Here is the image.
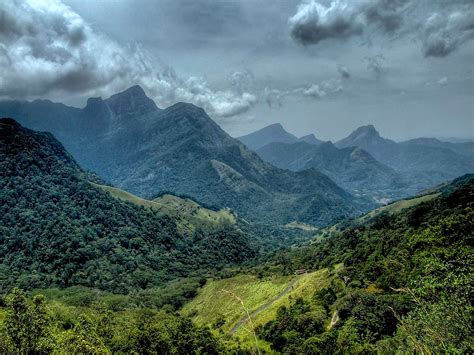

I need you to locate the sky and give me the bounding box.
[0,0,473,141]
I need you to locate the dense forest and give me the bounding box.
[256,175,473,353]
[0,118,255,292]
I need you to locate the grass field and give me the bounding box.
[182,267,337,350]
[91,182,235,234]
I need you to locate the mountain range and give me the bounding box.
[0,86,371,226]
[257,140,407,201]
[240,123,473,201]
[238,123,323,150]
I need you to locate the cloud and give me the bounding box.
[289,0,408,45]
[365,54,387,79]
[230,69,255,94]
[264,78,343,107]
[338,65,350,79]
[437,77,448,86]
[0,0,257,118]
[421,10,474,57]
[289,1,364,45]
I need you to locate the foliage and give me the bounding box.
[0,288,224,354]
[259,175,473,353]
[1,288,53,353]
[0,119,255,292]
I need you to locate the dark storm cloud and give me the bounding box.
[421,9,474,58]
[0,0,257,118]
[364,0,407,33]
[289,0,409,46]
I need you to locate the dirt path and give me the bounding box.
[230,277,299,335]
[327,310,339,330]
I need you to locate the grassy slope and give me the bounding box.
[91,183,235,234]
[320,192,441,236]
[182,267,337,348]
[359,192,440,222]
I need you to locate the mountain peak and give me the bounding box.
[299,133,323,145]
[335,124,396,153]
[352,124,379,137]
[115,84,147,97]
[105,85,158,116]
[267,122,284,130]
[237,123,298,150]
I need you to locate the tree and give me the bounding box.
[57,314,108,354]
[3,288,53,352]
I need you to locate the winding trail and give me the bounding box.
[230,277,299,335]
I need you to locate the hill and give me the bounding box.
[260,174,473,353]
[91,183,236,236]
[0,86,372,226]
[257,140,408,201]
[0,118,255,292]
[178,175,473,353]
[335,125,474,189]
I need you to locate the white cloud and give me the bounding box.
[264,78,343,107]
[0,0,257,118]
[437,77,448,86]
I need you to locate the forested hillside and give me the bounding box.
[255,174,473,353]
[0,118,255,292]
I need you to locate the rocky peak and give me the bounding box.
[105,85,158,116]
[351,125,380,139]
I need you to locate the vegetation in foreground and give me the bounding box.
[0,287,224,354]
[1,175,472,353]
[254,174,473,353]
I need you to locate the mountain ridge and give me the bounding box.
[0,87,372,226]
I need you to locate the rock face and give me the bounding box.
[0,86,372,226]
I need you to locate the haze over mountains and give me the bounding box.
[241,123,473,201]
[0,86,371,227]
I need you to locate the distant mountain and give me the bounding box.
[237,123,299,150]
[298,133,323,145]
[401,137,473,158]
[335,124,396,153]
[335,125,474,190]
[0,87,372,226]
[0,118,256,291]
[257,141,407,201]
[237,124,324,151]
[436,137,473,144]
